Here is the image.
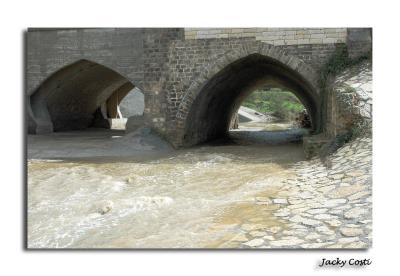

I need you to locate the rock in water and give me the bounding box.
[97,200,114,215]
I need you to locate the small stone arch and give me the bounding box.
[175,41,322,147]
[28,59,138,134]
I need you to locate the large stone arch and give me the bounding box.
[28,59,136,134]
[175,41,321,147]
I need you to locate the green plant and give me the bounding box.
[242,89,305,120]
[319,45,371,137]
[319,46,371,90]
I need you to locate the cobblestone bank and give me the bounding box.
[228,135,372,249]
[227,60,373,249]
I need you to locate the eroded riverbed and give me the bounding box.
[28,124,308,248]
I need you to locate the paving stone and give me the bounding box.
[339,227,364,237]
[273,198,288,204]
[344,207,368,219]
[338,237,360,244]
[289,215,322,226]
[301,242,334,249]
[255,196,272,203]
[348,190,370,201]
[249,230,266,237]
[316,225,335,235]
[269,237,305,247]
[328,184,365,198]
[243,238,264,247]
[307,208,328,214]
[345,241,368,248]
[275,210,291,217]
[314,214,337,220]
[267,226,282,234]
[232,233,249,242]
[325,219,342,227]
[263,235,275,241]
[305,233,321,240]
[322,198,348,208]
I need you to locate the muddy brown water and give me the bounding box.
[27,123,308,248]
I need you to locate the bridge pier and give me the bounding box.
[26,28,372,148]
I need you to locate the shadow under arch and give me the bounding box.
[28,59,135,134]
[180,53,321,147]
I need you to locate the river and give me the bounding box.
[27,123,308,248]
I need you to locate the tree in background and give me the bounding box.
[242,88,305,121]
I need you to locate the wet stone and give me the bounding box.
[243,238,264,247]
[340,227,364,237]
[344,207,368,219]
[338,237,360,244]
[322,199,347,208]
[255,197,272,204]
[249,230,266,237]
[328,184,365,198]
[232,233,249,242]
[348,191,370,201]
[273,198,288,205]
[307,208,328,214]
[263,235,275,241]
[270,237,305,247]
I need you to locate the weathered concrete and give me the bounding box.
[27,28,372,147]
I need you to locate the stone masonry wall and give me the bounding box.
[346,28,372,59]
[27,28,184,135]
[165,38,257,123]
[26,28,145,95]
[141,28,184,133]
[303,60,372,159]
[27,28,372,144]
[326,60,372,137]
[163,38,345,135]
[185,28,347,45]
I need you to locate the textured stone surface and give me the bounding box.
[27,28,371,148]
[233,135,372,249]
[340,227,364,237]
[326,60,372,137]
[185,28,348,46]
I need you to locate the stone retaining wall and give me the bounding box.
[326,60,372,137]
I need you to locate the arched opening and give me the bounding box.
[182,53,320,147]
[229,87,311,144]
[28,59,144,134]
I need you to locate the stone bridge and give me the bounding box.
[26,28,371,147]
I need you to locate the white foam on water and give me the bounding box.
[28,139,306,248]
[118,196,174,217]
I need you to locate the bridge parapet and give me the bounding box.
[185,28,348,45]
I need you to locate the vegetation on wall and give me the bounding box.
[317,45,372,162]
[319,45,371,90]
[242,88,305,120]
